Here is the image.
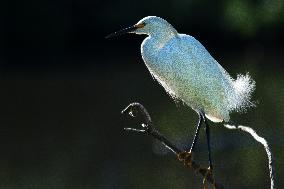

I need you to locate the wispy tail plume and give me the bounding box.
[228,73,255,112]
[231,73,256,111]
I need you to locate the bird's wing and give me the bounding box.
[178,34,231,80]
[168,34,233,121]
[179,35,255,113]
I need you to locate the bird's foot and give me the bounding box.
[202,167,216,189]
[177,151,193,167]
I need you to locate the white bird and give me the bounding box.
[106,16,255,172]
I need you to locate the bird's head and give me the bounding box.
[106,16,177,38]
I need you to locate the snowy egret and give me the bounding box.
[106,16,255,171]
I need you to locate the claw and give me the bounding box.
[202,167,216,189]
[177,151,193,167]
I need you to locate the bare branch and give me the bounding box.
[122,103,181,154]
[122,102,224,189]
[224,124,275,189]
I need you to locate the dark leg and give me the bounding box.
[178,113,203,166]
[189,113,203,152]
[203,116,213,170]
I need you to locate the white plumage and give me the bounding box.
[136,16,255,122]
[109,16,255,122]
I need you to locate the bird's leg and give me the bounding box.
[202,115,216,189]
[204,116,213,170]
[177,113,203,167]
[190,113,203,152]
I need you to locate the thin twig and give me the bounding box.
[122,102,224,189]
[224,124,275,189]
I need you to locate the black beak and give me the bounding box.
[105,25,137,39]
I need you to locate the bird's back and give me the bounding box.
[141,34,254,122]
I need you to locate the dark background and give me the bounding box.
[1,0,284,188]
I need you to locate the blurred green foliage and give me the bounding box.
[224,0,284,36]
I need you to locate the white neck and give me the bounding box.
[148,27,177,48]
